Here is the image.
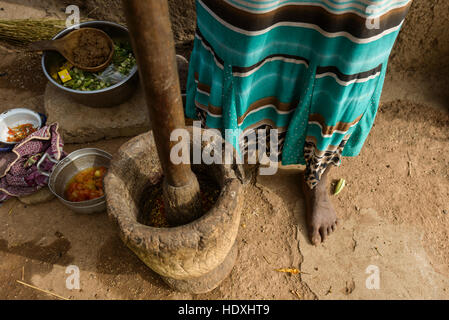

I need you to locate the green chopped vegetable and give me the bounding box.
[57,40,136,91]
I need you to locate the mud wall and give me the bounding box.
[389,0,449,74]
[68,0,196,43]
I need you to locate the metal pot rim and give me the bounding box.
[41,20,138,96]
[47,148,112,207]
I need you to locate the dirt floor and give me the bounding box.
[0,1,448,300]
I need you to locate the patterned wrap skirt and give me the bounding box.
[185,0,412,188]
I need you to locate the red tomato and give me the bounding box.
[65,166,107,202]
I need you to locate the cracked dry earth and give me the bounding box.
[0,0,448,301]
[0,30,448,299]
[0,98,448,300]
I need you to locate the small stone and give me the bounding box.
[443,210,448,215]
[55,231,64,238]
[45,84,150,143]
[176,55,189,92]
[19,187,55,205]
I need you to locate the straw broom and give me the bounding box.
[0,19,68,45]
[0,19,188,48]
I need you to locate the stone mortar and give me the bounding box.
[104,128,243,292]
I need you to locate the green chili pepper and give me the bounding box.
[334,179,346,195]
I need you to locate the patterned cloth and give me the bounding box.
[0,123,65,202]
[185,0,411,188]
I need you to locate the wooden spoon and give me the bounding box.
[29,27,115,72]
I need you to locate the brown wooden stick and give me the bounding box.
[123,0,201,225]
[123,0,194,187]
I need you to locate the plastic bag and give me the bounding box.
[94,64,137,85]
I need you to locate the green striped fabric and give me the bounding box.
[186,0,411,187]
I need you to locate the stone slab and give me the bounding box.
[44,84,150,144]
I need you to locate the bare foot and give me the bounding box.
[301,169,338,245]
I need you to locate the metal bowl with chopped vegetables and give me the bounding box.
[0,108,42,145]
[42,21,138,108]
